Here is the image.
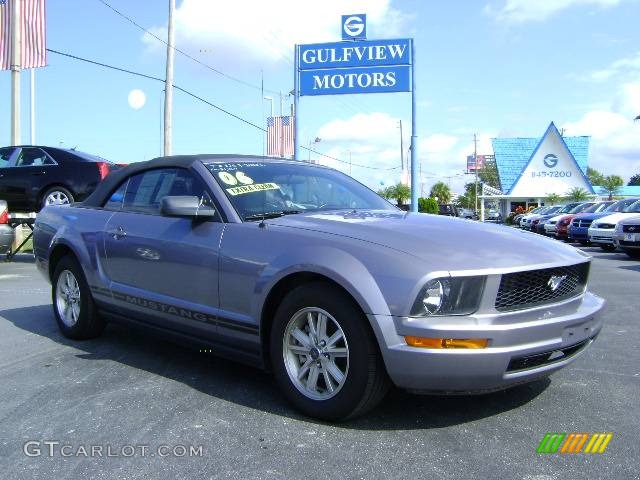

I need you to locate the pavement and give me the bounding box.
[0,247,638,480]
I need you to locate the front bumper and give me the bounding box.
[369,291,605,393]
[588,228,615,244]
[613,232,640,249]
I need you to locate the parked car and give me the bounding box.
[33,155,605,420]
[530,204,581,234]
[485,209,502,223]
[543,202,595,238]
[438,204,458,216]
[521,206,562,230]
[613,215,640,259]
[588,200,640,251]
[457,207,476,219]
[568,198,639,245]
[0,145,119,212]
[513,206,544,226]
[555,201,612,242]
[0,199,15,254]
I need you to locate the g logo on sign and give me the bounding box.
[543,154,558,169]
[342,14,366,40]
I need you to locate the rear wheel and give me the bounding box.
[52,255,105,339]
[270,282,389,421]
[42,186,74,209]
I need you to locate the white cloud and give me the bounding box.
[145,0,411,65]
[562,83,640,180]
[582,51,640,82]
[485,0,623,23]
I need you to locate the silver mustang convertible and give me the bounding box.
[33,155,605,420]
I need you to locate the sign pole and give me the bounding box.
[293,44,299,161]
[410,38,418,212]
[163,0,175,156]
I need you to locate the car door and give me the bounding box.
[100,167,224,340]
[0,147,19,209]
[0,147,57,211]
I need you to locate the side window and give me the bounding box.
[15,148,55,167]
[120,168,216,216]
[103,179,128,210]
[0,147,15,168]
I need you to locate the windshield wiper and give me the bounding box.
[244,210,303,221]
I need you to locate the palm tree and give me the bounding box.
[429,181,452,204]
[565,187,590,202]
[601,175,624,200]
[545,193,562,204]
[387,183,411,206]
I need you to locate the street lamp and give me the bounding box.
[264,96,274,117]
[308,137,321,163]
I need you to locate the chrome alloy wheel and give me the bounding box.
[45,191,71,206]
[282,307,349,400]
[55,270,81,327]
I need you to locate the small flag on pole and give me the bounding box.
[267,116,294,158]
[0,0,47,71]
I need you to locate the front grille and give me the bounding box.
[623,224,640,233]
[495,263,590,312]
[573,219,592,228]
[506,339,591,372]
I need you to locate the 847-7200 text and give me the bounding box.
[531,171,572,178]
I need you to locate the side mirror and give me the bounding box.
[160,196,216,219]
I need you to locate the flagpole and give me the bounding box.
[10,0,22,146]
[30,68,35,144]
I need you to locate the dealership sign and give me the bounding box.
[297,21,412,96]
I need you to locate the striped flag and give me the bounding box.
[0,0,47,71]
[267,116,294,158]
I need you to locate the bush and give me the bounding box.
[418,197,439,214]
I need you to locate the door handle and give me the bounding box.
[31,171,46,176]
[106,226,127,239]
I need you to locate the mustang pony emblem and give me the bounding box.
[547,275,567,292]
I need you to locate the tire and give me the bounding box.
[623,249,640,259]
[579,240,590,246]
[52,255,105,339]
[270,282,389,421]
[599,244,616,252]
[41,186,74,209]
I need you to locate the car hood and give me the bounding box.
[592,212,638,225]
[620,215,640,225]
[269,210,586,271]
[573,211,615,221]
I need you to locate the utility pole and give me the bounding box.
[10,0,22,146]
[474,133,478,214]
[163,0,175,156]
[399,119,404,172]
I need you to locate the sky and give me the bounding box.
[1,0,639,194]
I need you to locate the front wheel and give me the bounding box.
[270,282,389,421]
[52,255,105,339]
[599,244,616,252]
[42,186,74,209]
[623,249,640,259]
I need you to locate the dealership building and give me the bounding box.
[480,122,640,217]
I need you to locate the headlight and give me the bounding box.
[410,276,485,316]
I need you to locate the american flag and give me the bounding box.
[0,0,47,71]
[267,115,294,158]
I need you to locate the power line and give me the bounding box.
[45,48,398,171]
[95,0,279,95]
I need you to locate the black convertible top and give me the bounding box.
[81,154,300,207]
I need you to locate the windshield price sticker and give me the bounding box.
[226,183,279,196]
[207,162,267,172]
[218,171,255,186]
[531,171,572,178]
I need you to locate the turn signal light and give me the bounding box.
[405,336,488,349]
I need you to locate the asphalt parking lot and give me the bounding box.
[0,247,638,480]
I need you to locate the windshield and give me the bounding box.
[584,202,612,213]
[545,206,562,214]
[608,198,639,212]
[623,200,640,213]
[569,203,593,214]
[205,161,396,220]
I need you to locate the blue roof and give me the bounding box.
[593,185,640,197]
[492,123,590,193]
